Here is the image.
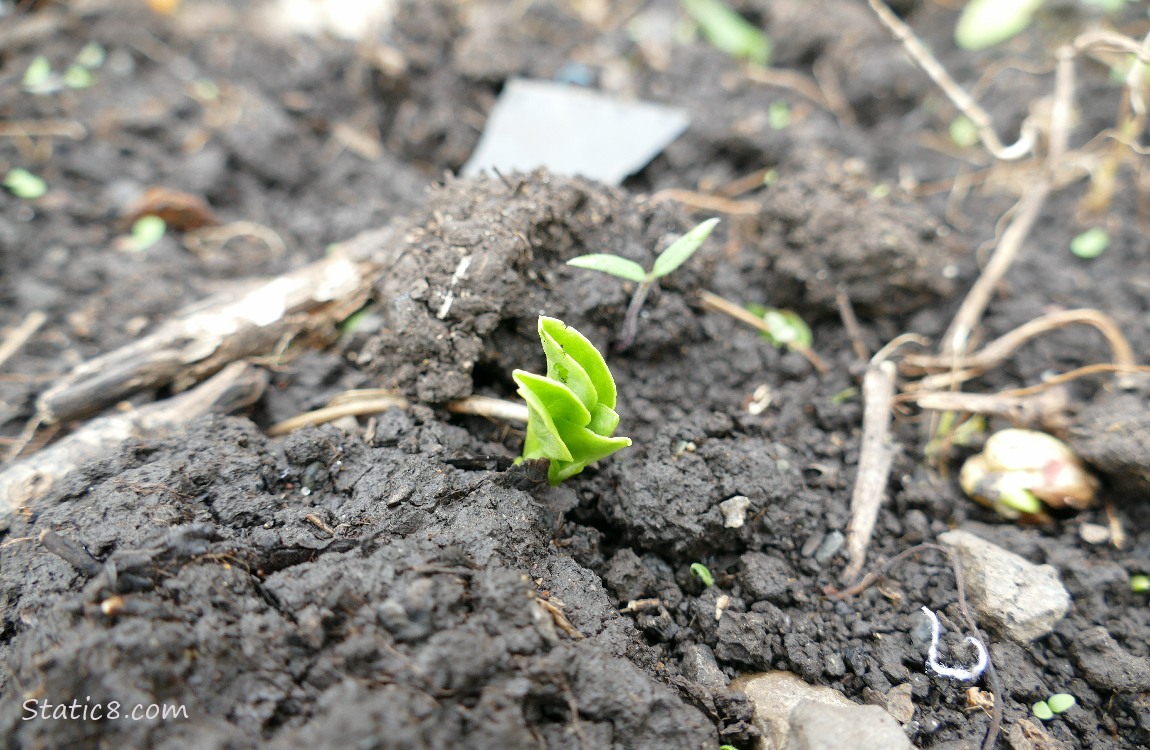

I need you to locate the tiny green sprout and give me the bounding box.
[745,304,813,351]
[681,0,770,67]
[955,0,1044,51]
[1047,693,1076,714]
[690,562,715,588]
[768,101,790,130]
[1130,574,1150,592]
[949,115,980,148]
[831,387,858,405]
[719,746,738,750]
[1032,700,1054,721]
[75,42,106,69]
[62,64,93,90]
[568,217,719,350]
[22,55,54,93]
[3,168,48,200]
[128,215,167,252]
[1070,228,1110,259]
[513,317,631,485]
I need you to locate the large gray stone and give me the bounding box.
[731,671,871,750]
[788,698,913,750]
[939,530,1070,642]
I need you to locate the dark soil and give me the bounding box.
[2,1,1150,749]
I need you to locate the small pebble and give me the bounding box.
[1078,523,1110,545]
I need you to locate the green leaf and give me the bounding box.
[516,316,631,484]
[513,371,591,427]
[955,0,1045,51]
[949,115,980,148]
[62,64,93,89]
[1032,701,1054,721]
[540,316,617,409]
[1047,694,1075,714]
[690,562,715,587]
[1070,228,1109,259]
[75,42,106,69]
[681,0,771,66]
[768,100,790,130]
[22,55,54,92]
[748,304,813,350]
[1131,573,1150,593]
[3,168,48,200]
[651,217,719,279]
[567,254,648,283]
[128,215,167,252]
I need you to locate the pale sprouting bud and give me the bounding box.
[960,429,1096,518]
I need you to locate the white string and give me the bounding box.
[921,606,988,681]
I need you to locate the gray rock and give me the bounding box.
[681,643,728,691]
[1070,626,1150,693]
[788,698,913,750]
[730,671,860,750]
[938,530,1070,642]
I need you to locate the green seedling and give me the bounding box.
[568,217,719,350]
[513,316,631,485]
[768,100,790,130]
[3,168,48,200]
[1070,228,1109,259]
[128,215,167,252]
[745,303,813,351]
[681,0,770,67]
[690,562,715,587]
[1131,574,1150,592]
[1032,700,1054,721]
[1047,693,1076,714]
[949,115,980,148]
[955,0,1044,51]
[960,429,1096,519]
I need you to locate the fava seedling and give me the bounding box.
[513,317,631,484]
[568,217,719,350]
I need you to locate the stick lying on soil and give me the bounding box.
[0,362,266,526]
[842,359,898,583]
[35,254,371,425]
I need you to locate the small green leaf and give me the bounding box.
[831,387,858,405]
[567,254,648,283]
[62,64,93,89]
[761,309,812,349]
[1047,694,1075,714]
[1070,228,1109,259]
[955,0,1045,51]
[22,56,54,92]
[1032,700,1054,721]
[3,168,48,199]
[651,217,719,279]
[1131,573,1150,592]
[129,215,167,251]
[768,100,790,130]
[681,0,771,66]
[75,42,106,69]
[690,562,715,587]
[949,115,980,148]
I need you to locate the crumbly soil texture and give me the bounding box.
[2,1,1150,749]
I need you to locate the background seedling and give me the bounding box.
[1131,574,1150,592]
[126,216,167,252]
[744,303,813,352]
[3,168,48,200]
[1070,228,1109,259]
[690,562,715,587]
[955,0,1044,51]
[568,217,719,351]
[680,0,770,67]
[512,317,631,484]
